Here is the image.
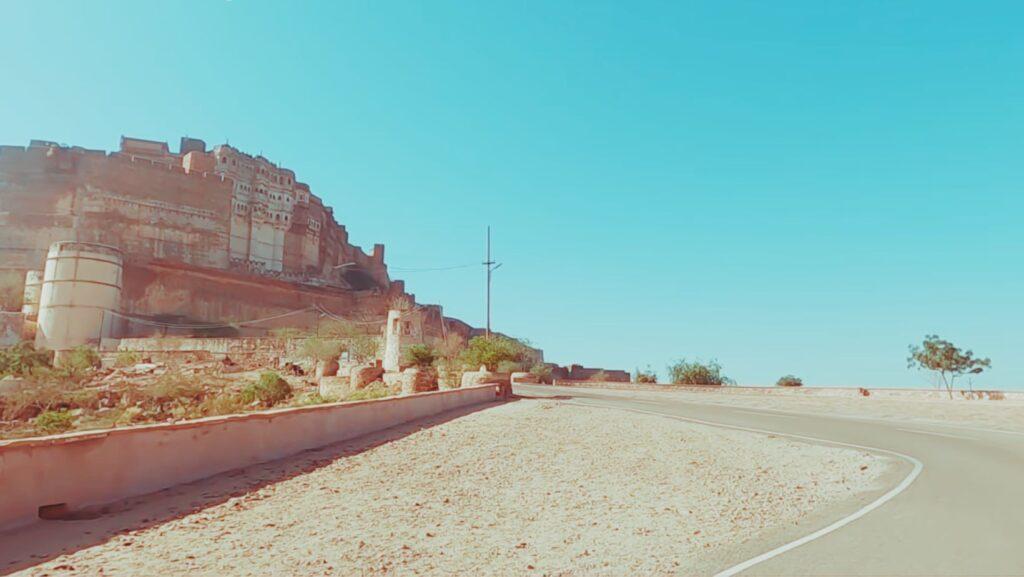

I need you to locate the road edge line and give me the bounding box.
[563,400,925,577]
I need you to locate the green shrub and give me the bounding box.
[240,372,293,407]
[34,410,75,435]
[635,367,658,383]
[345,383,391,402]
[141,372,205,404]
[199,394,247,416]
[667,359,732,386]
[496,360,525,373]
[0,342,53,377]
[529,363,553,381]
[114,350,141,368]
[458,335,531,371]
[776,375,803,387]
[297,337,342,362]
[292,391,331,406]
[404,344,438,368]
[347,334,380,362]
[0,270,23,312]
[59,346,100,381]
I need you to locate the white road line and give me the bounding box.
[896,428,976,441]
[730,409,801,419]
[536,386,1024,438]
[563,399,925,577]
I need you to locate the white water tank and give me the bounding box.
[21,269,43,319]
[35,242,123,351]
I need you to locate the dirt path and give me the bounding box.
[8,398,892,576]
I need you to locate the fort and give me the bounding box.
[0,136,482,344]
[0,135,639,383]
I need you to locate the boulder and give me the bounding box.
[318,376,351,400]
[399,367,438,395]
[351,365,385,390]
[316,358,340,378]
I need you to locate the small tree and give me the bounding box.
[907,335,991,399]
[667,359,731,386]
[776,375,803,387]
[458,335,530,371]
[297,337,342,363]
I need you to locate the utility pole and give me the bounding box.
[483,225,502,338]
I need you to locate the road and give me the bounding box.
[515,384,1024,576]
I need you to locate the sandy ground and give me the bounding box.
[577,386,1024,433]
[8,399,892,576]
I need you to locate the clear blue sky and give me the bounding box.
[4,1,1022,389]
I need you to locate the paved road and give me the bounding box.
[515,384,1024,576]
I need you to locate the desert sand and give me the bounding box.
[7,399,891,576]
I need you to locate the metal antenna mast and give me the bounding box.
[483,225,502,337]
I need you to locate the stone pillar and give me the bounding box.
[382,309,403,373]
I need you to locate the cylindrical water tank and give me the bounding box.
[35,242,123,351]
[21,269,43,319]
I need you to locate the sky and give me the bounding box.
[3,1,1022,389]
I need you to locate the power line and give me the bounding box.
[388,263,477,272]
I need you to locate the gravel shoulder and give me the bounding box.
[6,398,894,576]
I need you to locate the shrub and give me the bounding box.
[292,392,331,406]
[776,375,803,387]
[240,372,293,407]
[529,363,553,382]
[114,351,141,368]
[458,335,530,371]
[0,270,23,312]
[635,367,658,383]
[297,337,342,362]
[199,394,247,417]
[34,410,75,435]
[59,346,100,381]
[270,327,306,339]
[345,382,391,402]
[496,360,525,374]
[0,342,52,377]
[142,372,205,405]
[403,344,438,368]
[0,379,66,420]
[667,359,732,386]
[347,334,380,362]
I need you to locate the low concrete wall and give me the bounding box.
[0,384,502,531]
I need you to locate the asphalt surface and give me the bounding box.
[515,384,1024,576]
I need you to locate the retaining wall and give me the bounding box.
[0,384,503,531]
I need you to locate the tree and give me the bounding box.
[634,367,658,384]
[908,335,991,399]
[458,335,530,371]
[667,359,732,386]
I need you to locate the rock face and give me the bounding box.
[350,365,385,390]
